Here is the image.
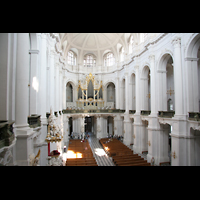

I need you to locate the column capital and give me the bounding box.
[185,57,199,62]
[124,72,129,77]
[134,65,139,70]
[171,36,181,48]
[148,54,155,61]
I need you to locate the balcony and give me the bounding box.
[140,110,151,116]
[129,110,136,114]
[188,112,200,121]
[27,114,41,128]
[0,120,15,149]
[158,111,175,118]
[62,109,125,114]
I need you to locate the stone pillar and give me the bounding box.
[96,115,101,139]
[15,33,30,128]
[170,36,188,166]
[185,57,199,112]
[80,116,85,135]
[15,33,35,166]
[49,49,55,113]
[149,55,157,115]
[59,68,63,111]
[113,114,122,136]
[29,49,39,115]
[125,72,129,113]
[39,33,47,121]
[147,118,170,165]
[115,75,120,109]
[123,114,132,146]
[172,36,184,117]
[102,116,108,138]
[135,65,140,114]
[34,34,48,166]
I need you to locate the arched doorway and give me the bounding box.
[157,53,174,111]
[66,82,73,107]
[166,56,175,111]
[107,82,115,108]
[185,33,200,165]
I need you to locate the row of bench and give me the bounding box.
[99,138,133,157]
[99,138,151,166]
[66,139,98,166]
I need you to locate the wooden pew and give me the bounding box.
[99,137,151,166]
[66,139,98,166]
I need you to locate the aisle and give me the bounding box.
[87,132,115,166]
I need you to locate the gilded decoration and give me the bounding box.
[76,73,104,109]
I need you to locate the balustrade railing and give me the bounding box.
[0,120,15,149]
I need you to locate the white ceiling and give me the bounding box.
[66,33,124,51]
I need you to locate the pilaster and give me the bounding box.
[171,36,184,117]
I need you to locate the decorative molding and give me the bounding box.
[184,57,199,61]
[171,151,177,159]
[29,50,39,54]
[171,36,181,48]
[148,55,155,61]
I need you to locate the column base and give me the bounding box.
[15,126,34,166]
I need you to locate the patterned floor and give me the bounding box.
[87,133,115,166]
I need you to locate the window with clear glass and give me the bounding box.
[120,47,124,62]
[67,51,76,65]
[104,52,115,67]
[129,36,134,54]
[84,54,96,67]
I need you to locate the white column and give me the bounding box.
[125,72,129,113]
[59,68,63,111]
[80,116,85,135]
[135,65,140,114]
[39,33,47,120]
[15,33,30,127]
[96,115,101,138]
[115,74,120,109]
[123,115,132,146]
[149,55,157,115]
[15,33,35,166]
[29,49,39,115]
[49,50,55,112]
[185,58,199,112]
[102,116,108,138]
[172,36,184,116]
[54,64,59,112]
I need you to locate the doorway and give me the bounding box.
[85,116,93,133]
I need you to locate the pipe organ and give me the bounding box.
[76,73,104,109]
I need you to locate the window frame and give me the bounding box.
[104,52,115,67]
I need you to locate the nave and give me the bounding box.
[65,132,153,166]
[65,132,115,166]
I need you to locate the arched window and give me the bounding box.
[141,33,148,43]
[67,50,76,65]
[120,47,125,62]
[129,35,134,54]
[104,52,115,67]
[84,54,96,67]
